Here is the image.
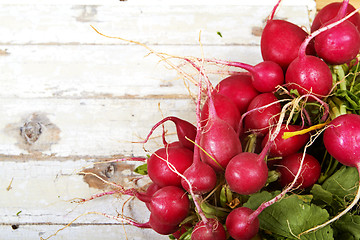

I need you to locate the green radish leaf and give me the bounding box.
[310,184,344,214]
[134,163,148,175]
[321,166,359,203]
[244,191,333,239]
[217,31,223,37]
[333,214,360,240]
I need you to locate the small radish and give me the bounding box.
[311,1,360,33]
[323,114,360,168]
[200,92,242,172]
[261,19,315,70]
[226,207,260,240]
[182,107,217,195]
[244,92,281,136]
[147,215,180,235]
[143,116,197,150]
[261,124,310,157]
[201,92,241,132]
[215,73,259,114]
[137,186,191,226]
[181,160,217,195]
[314,1,360,65]
[191,218,227,240]
[225,152,269,195]
[315,19,360,65]
[208,59,284,93]
[285,55,333,97]
[147,145,193,187]
[285,23,334,97]
[276,152,321,189]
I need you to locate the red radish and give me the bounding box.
[261,19,315,70]
[276,152,321,189]
[285,21,334,97]
[285,55,333,97]
[315,19,360,65]
[137,186,190,226]
[208,59,284,93]
[147,215,180,235]
[201,92,241,132]
[226,207,259,240]
[225,152,269,195]
[314,1,360,65]
[199,115,242,172]
[143,116,197,150]
[244,92,281,136]
[147,145,193,187]
[182,97,217,196]
[181,160,217,195]
[145,183,161,210]
[285,8,360,97]
[215,73,259,114]
[199,89,242,172]
[191,218,227,240]
[261,124,310,157]
[311,2,360,33]
[323,114,360,168]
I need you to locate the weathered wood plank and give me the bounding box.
[1,98,197,157]
[0,45,261,99]
[0,3,314,45]
[0,225,169,240]
[0,159,148,222]
[0,159,167,239]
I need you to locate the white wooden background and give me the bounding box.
[0,1,316,239]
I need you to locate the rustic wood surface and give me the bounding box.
[0,1,316,239]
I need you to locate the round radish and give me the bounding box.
[147,146,193,187]
[148,186,190,225]
[323,114,360,167]
[315,19,360,65]
[181,160,217,195]
[261,124,310,157]
[285,55,333,97]
[311,2,360,33]
[148,215,180,235]
[200,93,242,172]
[191,218,227,240]
[244,92,281,136]
[226,207,259,240]
[215,73,259,115]
[225,152,268,195]
[211,60,284,93]
[200,117,242,172]
[276,152,321,189]
[250,61,284,93]
[261,19,315,70]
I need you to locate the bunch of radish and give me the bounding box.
[77,1,360,240]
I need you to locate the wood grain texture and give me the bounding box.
[0,1,316,239]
